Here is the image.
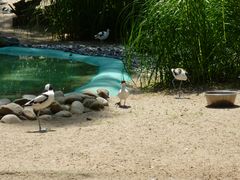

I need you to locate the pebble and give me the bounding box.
[26,43,124,60]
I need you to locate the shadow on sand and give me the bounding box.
[206,104,240,109]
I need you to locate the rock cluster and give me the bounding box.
[22,43,124,60]
[0,89,109,124]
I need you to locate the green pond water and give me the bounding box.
[0,54,97,99]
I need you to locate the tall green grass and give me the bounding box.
[125,0,240,88]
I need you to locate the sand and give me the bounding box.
[0,91,240,179]
[1,8,240,179]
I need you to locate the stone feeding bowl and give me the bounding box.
[205,90,238,107]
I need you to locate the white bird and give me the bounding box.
[117,80,129,107]
[94,29,110,41]
[171,68,188,97]
[25,84,54,133]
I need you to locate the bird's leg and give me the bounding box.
[119,100,122,107]
[124,99,126,107]
[172,79,176,89]
[37,111,42,132]
[178,81,182,98]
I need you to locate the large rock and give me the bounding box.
[89,101,105,111]
[13,98,29,106]
[0,103,23,116]
[97,88,110,99]
[96,97,109,106]
[83,98,104,111]
[54,91,64,97]
[55,110,72,117]
[83,90,98,98]
[39,108,52,115]
[23,106,36,120]
[83,98,96,108]
[63,93,89,104]
[55,96,65,104]
[0,98,11,106]
[61,104,70,111]
[50,101,63,114]
[70,101,84,114]
[1,114,22,123]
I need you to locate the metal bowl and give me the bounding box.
[205,90,237,107]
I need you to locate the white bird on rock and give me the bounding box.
[171,68,188,97]
[117,80,129,107]
[25,84,54,133]
[94,29,110,41]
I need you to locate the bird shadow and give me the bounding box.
[115,102,131,109]
[26,129,56,133]
[118,105,131,109]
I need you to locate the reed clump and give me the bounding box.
[125,0,240,88]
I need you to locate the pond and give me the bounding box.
[0,47,130,99]
[0,54,97,99]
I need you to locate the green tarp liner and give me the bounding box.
[0,47,130,96]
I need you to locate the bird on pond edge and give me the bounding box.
[171,68,188,98]
[24,84,54,133]
[94,29,110,41]
[116,80,130,108]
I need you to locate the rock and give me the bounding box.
[50,101,63,114]
[13,98,29,106]
[63,93,85,104]
[96,97,109,106]
[0,103,23,116]
[23,106,36,120]
[39,115,52,121]
[70,101,84,114]
[90,101,105,111]
[18,115,29,120]
[83,98,96,108]
[83,98,104,111]
[97,88,110,99]
[80,94,96,100]
[39,108,52,115]
[54,91,64,97]
[22,94,36,100]
[84,107,92,113]
[55,110,72,117]
[83,90,98,98]
[55,96,65,104]
[0,98,11,106]
[61,104,70,111]
[1,114,22,123]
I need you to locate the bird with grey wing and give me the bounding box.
[25,84,54,133]
[94,29,110,41]
[171,68,188,98]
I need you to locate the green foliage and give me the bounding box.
[125,0,240,88]
[36,0,135,41]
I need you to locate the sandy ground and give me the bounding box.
[0,91,240,180]
[1,6,240,179]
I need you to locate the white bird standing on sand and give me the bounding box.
[171,68,188,97]
[94,29,110,41]
[25,84,54,133]
[117,80,129,107]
